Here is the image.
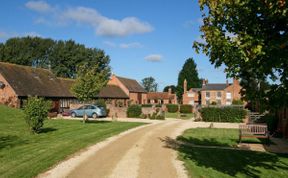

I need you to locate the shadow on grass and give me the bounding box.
[82,120,111,124]
[177,136,238,147]
[161,136,288,177]
[39,127,58,134]
[177,136,272,147]
[0,135,28,150]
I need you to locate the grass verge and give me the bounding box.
[0,105,144,178]
[176,128,288,178]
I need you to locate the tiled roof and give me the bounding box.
[117,76,146,93]
[98,85,129,99]
[202,84,230,91]
[0,62,74,97]
[190,88,202,92]
[0,62,130,99]
[147,92,176,100]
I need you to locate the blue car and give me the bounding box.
[70,104,107,119]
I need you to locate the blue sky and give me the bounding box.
[0,0,228,90]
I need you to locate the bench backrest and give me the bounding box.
[239,124,268,135]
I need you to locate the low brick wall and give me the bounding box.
[107,105,127,118]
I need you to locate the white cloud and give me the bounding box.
[197,17,204,25]
[62,7,153,37]
[195,35,206,44]
[103,41,116,48]
[25,1,53,13]
[144,54,163,62]
[24,32,42,37]
[0,30,42,40]
[184,18,203,28]
[26,2,153,37]
[0,31,9,39]
[119,42,142,49]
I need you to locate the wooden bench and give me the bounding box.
[239,124,269,144]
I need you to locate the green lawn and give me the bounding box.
[165,112,194,119]
[177,128,288,178]
[0,105,144,178]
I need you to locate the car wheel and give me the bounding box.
[71,112,76,118]
[92,113,98,119]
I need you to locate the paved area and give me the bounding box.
[38,120,241,178]
[239,137,288,153]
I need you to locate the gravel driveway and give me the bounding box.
[38,120,240,178]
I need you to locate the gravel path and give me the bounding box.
[38,120,240,178]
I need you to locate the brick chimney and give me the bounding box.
[168,87,172,95]
[226,79,229,87]
[202,79,207,86]
[184,79,187,93]
[233,78,239,85]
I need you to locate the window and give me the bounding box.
[226,99,232,105]
[206,92,210,98]
[188,93,194,97]
[217,92,222,98]
[189,100,194,105]
[217,99,221,105]
[226,92,231,99]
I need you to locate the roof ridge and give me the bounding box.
[116,75,137,81]
[0,62,52,73]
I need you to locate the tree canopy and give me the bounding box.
[177,58,201,101]
[163,85,177,93]
[141,77,158,92]
[193,0,288,109]
[0,36,111,79]
[71,62,109,102]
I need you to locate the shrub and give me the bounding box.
[95,99,107,110]
[155,104,162,108]
[127,105,142,118]
[140,113,148,119]
[211,101,217,105]
[141,104,153,108]
[232,99,244,105]
[200,107,247,123]
[149,112,157,120]
[116,100,124,107]
[24,97,51,133]
[262,114,279,134]
[180,104,193,113]
[156,114,165,120]
[166,104,178,113]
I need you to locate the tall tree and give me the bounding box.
[141,77,158,92]
[0,36,54,67]
[71,62,109,122]
[177,58,201,101]
[0,37,111,79]
[163,85,177,93]
[193,0,288,109]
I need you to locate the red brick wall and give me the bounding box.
[0,74,19,108]
[183,90,199,105]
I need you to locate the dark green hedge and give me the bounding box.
[166,104,178,113]
[262,114,278,133]
[180,104,193,113]
[200,107,247,122]
[127,105,142,118]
